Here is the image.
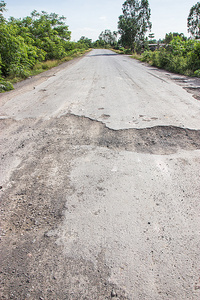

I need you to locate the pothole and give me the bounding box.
[57,114,200,155]
[183,87,200,101]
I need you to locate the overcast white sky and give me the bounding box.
[4,0,197,41]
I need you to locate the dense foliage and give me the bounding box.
[141,36,200,76]
[0,2,91,92]
[118,0,151,52]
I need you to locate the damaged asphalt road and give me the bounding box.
[0,49,200,299]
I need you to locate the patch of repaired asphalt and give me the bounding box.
[0,113,200,299]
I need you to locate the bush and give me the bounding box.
[0,77,13,92]
[140,37,200,76]
[124,49,132,54]
[141,51,152,62]
[194,69,200,77]
[33,60,58,71]
[166,56,188,74]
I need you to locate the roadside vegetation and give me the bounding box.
[140,35,200,77]
[0,1,91,92]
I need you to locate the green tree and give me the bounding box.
[93,39,106,48]
[118,0,151,52]
[99,30,117,46]
[78,36,92,48]
[164,32,186,44]
[187,2,200,39]
[0,22,46,77]
[9,10,71,59]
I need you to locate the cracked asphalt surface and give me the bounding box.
[0,49,200,299]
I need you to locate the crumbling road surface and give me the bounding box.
[0,49,200,299]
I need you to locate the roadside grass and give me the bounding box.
[130,53,142,60]
[32,60,60,74]
[1,49,91,91]
[112,48,133,55]
[112,49,124,55]
[112,48,143,60]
